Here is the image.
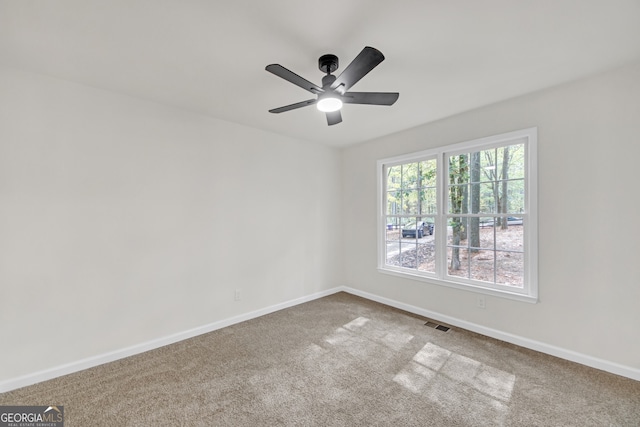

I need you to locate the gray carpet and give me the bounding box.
[2,292,639,426]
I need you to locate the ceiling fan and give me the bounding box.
[265,46,399,126]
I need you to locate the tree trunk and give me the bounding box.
[470,152,481,251]
[500,146,509,230]
[451,223,461,270]
[449,155,468,270]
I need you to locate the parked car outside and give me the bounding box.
[424,221,434,235]
[507,216,523,225]
[402,221,433,238]
[479,217,523,227]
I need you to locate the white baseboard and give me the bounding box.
[2,285,637,393]
[341,286,640,382]
[0,287,342,393]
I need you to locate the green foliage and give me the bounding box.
[384,143,525,258]
[386,159,437,217]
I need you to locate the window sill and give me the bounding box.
[377,267,538,303]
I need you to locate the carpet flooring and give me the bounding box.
[1,292,639,426]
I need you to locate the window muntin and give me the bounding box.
[378,129,537,301]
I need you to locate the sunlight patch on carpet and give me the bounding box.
[393,342,516,425]
[328,317,414,351]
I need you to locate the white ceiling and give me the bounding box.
[2,1,640,147]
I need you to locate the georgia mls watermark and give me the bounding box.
[0,406,63,427]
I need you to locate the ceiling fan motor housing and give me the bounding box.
[318,54,339,74]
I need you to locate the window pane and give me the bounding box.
[400,217,413,228]
[479,182,497,213]
[448,154,470,214]
[468,152,483,183]
[420,188,437,215]
[403,190,419,215]
[496,147,508,180]
[387,165,402,191]
[476,221,495,250]
[505,143,525,180]
[386,192,401,215]
[399,241,418,269]
[385,219,401,241]
[448,184,469,214]
[388,216,405,231]
[422,217,435,237]
[447,216,468,247]
[447,247,469,278]
[384,218,400,265]
[385,218,415,268]
[496,251,524,287]
[402,163,419,190]
[480,148,498,181]
[506,180,525,213]
[400,217,431,239]
[495,220,524,251]
[417,243,436,273]
[385,240,401,266]
[469,182,481,214]
[449,154,470,184]
[470,250,495,282]
[496,144,525,180]
[464,217,490,253]
[479,216,494,228]
[420,159,437,187]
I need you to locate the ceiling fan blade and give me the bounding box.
[342,92,399,106]
[269,99,317,114]
[266,64,323,94]
[330,46,385,94]
[326,110,342,126]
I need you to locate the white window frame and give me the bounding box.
[377,128,538,303]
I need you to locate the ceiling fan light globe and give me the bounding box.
[316,97,343,112]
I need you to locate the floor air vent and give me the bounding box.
[424,321,450,332]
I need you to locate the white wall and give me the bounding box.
[0,66,343,383]
[342,62,640,370]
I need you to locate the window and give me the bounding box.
[378,128,537,302]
